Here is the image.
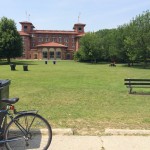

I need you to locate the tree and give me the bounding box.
[124,36,137,66]
[96,29,111,61]
[122,22,138,66]
[0,17,23,63]
[100,29,119,62]
[75,32,102,63]
[133,11,150,66]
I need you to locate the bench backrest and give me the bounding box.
[124,79,150,86]
[124,79,150,81]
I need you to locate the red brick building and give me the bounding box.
[19,21,86,60]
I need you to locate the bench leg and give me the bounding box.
[129,87,132,94]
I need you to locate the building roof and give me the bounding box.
[19,21,33,25]
[37,42,68,48]
[18,31,30,36]
[19,21,35,28]
[73,23,86,29]
[31,30,78,35]
[76,33,85,37]
[74,23,86,26]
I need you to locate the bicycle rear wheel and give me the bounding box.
[4,113,52,150]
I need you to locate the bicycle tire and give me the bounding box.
[4,113,52,150]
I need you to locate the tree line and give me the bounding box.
[74,10,150,66]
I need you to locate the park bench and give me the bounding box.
[124,78,150,94]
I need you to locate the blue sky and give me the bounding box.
[0,0,150,32]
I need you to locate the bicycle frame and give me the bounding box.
[0,107,38,144]
[0,109,13,144]
[0,109,7,131]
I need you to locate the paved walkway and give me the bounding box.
[50,135,150,150]
[1,135,150,150]
[1,128,150,149]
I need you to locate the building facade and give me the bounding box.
[19,21,86,60]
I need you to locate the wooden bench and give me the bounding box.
[124,79,150,94]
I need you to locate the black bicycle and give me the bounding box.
[0,97,52,150]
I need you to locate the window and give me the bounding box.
[43,52,47,59]
[78,27,82,32]
[52,37,56,42]
[58,38,62,43]
[24,26,28,31]
[64,37,69,42]
[38,38,43,42]
[45,38,49,42]
[56,51,61,59]
[50,51,54,59]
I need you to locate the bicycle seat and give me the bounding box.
[1,98,19,104]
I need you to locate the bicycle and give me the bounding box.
[0,97,52,150]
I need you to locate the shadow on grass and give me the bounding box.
[121,63,150,69]
[130,91,150,96]
[77,61,109,65]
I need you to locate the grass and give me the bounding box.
[1,60,150,135]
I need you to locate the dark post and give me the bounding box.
[10,64,16,71]
[53,60,56,64]
[23,65,28,71]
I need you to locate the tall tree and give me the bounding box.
[134,11,150,66]
[0,17,23,63]
[76,32,102,63]
[123,22,138,66]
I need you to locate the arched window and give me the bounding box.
[56,48,61,59]
[49,48,55,59]
[43,51,47,59]
[42,48,48,59]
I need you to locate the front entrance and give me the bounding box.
[37,42,67,60]
[50,51,54,59]
[40,46,67,60]
[50,48,55,59]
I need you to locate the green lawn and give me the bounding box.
[1,60,150,135]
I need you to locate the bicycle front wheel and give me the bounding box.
[5,113,52,150]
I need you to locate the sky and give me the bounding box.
[0,0,150,32]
